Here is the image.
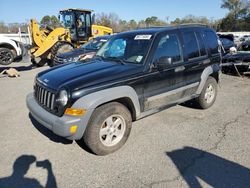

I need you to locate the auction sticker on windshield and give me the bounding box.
[134,35,152,40]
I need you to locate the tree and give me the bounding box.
[40,15,60,28]
[50,16,60,28]
[219,0,250,31]
[40,15,51,26]
[145,16,166,27]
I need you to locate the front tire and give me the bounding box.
[31,57,47,67]
[0,48,14,65]
[82,102,132,155]
[195,76,218,109]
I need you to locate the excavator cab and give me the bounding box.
[59,9,93,42]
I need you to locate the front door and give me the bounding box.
[143,30,186,111]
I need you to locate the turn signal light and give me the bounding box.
[64,108,86,116]
[70,125,78,134]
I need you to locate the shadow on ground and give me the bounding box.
[29,113,73,145]
[0,155,57,188]
[0,64,36,73]
[166,146,250,188]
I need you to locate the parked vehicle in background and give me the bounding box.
[53,35,111,66]
[220,38,236,54]
[218,34,236,54]
[222,40,250,74]
[240,35,250,42]
[0,36,23,65]
[26,25,221,155]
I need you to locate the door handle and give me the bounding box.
[175,66,185,72]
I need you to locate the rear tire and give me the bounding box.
[195,76,218,109]
[82,102,132,155]
[0,48,14,65]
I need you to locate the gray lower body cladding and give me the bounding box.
[26,93,92,140]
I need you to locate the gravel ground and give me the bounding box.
[0,59,250,188]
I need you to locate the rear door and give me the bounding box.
[180,28,209,90]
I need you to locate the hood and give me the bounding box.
[57,48,97,58]
[223,52,250,63]
[37,59,142,92]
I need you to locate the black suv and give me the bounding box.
[27,25,221,155]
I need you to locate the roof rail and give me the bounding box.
[175,23,208,27]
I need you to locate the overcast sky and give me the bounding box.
[0,0,229,23]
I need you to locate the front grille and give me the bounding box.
[34,83,56,111]
[54,56,65,64]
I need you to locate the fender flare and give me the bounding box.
[72,86,141,118]
[196,64,220,95]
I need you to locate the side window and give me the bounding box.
[204,30,219,55]
[86,14,91,27]
[153,33,182,64]
[183,31,200,59]
[77,13,86,37]
[196,32,207,56]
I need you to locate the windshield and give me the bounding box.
[59,11,75,28]
[96,34,153,64]
[81,38,108,50]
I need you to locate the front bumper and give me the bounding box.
[16,46,22,57]
[26,93,89,140]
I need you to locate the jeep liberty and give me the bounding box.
[27,25,221,155]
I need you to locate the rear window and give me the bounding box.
[203,30,219,55]
[183,31,200,59]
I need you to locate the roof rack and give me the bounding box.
[176,23,208,27]
[133,23,208,30]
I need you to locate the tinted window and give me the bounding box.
[204,30,219,55]
[196,32,207,56]
[153,33,182,64]
[221,38,234,46]
[183,31,200,59]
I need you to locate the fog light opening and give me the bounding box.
[70,125,78,134]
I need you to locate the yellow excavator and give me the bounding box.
[29,9,113,66]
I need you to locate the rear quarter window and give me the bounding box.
[183,31,200,59]
[203,30,219,55]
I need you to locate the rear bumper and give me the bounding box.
[26,93,90,140]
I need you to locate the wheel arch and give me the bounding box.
[95,97,137,121]
[71,86,141,121]
[196,64,220,95]
[0,43,16,57]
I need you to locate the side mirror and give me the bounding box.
[155,57,172,71]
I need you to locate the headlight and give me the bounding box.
[56,90,68,106]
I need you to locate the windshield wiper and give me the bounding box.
[94,55,105,61]
[105,57,126,65]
